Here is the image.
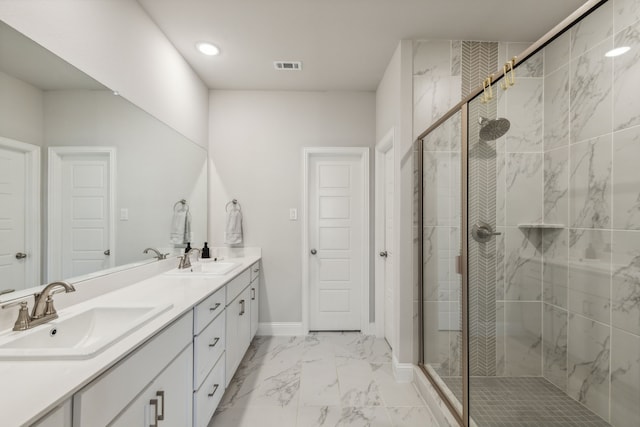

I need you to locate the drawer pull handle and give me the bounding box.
[209,302,221,312]
[149,398,159,427]
[208,384,219,397]
[253,268,259,273]
[251,287,256,300]
[239,299,245,315]
[156,390,165,421]
[209,337,220,347]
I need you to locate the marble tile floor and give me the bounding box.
[441,376,611,427]
[209,332,439,427]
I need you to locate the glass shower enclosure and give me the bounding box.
[418,0,639,426]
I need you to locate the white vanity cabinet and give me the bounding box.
[73,312,193,426]
[31,400,72,427]
[225,268,252,386]
[111,344,193,427]
[249,262,260,339]
[192,288,226,427]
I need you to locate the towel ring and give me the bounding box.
[174,199,189,212]
[225,199,241,212]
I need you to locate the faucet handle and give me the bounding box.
[1,301,31,331]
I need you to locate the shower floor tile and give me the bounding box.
[441,376,611,427]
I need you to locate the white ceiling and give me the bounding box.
[138,0,587,91]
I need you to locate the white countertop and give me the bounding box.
[0,253,261,427]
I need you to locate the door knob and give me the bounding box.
[471,221,501,243]
[104,249,111,256]
[310,249,317,255]
[379,251,388,258]
[15,252,27,260]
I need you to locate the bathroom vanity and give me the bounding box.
[0,253,261,427]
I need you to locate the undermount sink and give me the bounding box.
[164,261,240,276]
[0,304,172,360]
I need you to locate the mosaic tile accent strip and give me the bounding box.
[462,41,499,377]
[441,376,611,427]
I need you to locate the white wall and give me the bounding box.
[209,90,375,324]
[375,41,415,364]
[0,70,43,146]
[0,0,209,148]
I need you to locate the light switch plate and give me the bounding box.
[289,208,297,220]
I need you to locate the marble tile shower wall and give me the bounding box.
[538,1,640,425]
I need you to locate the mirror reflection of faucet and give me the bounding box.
[143,247,169,260]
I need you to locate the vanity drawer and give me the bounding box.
[225,268,251,305]
[250,261,260,282]
[194,353,225,427]
[194,287,225,335]
[194,310,225,390]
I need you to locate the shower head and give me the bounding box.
[479,117,510,141]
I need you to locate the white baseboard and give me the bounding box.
[392,355,414,383]
[257,322,305,336]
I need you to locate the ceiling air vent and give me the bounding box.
[274,61,302,71]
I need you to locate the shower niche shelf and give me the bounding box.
[517,223,565,229]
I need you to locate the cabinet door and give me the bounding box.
[250,277,259,339]
[112,344,193,427]
[225,286,251,386]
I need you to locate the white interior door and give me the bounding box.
[49,147,115,281]
[309,154,363,331]
[383,148,395,348]
[0,147,27,293]
[60,153,111,278]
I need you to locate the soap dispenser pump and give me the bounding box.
[184,242,192,254]
[202,242,211,259]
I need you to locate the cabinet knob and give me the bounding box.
[310,249,317,255]
[208,384,219,397]
[15,252,27,260]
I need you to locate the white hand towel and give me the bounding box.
[170,207,191,245]
[224,209,243,245]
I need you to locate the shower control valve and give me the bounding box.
[471,222,501,243]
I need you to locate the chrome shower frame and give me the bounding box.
[415,1,609,426]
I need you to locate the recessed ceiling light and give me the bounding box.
[605,46,630,57]
[196,42,220,56]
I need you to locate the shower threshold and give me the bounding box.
[440,376,611,427]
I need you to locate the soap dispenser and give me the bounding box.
[202,242,211,258]
[184,242,192,254]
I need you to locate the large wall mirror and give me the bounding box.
[0,20,207,297]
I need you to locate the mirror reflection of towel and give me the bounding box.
[225,209,243,245]
[170,208,191,244]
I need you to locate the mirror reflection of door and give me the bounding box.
[0,137,40,293]
[48,147,115,282]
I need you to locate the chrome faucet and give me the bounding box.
[143,247,169,260]
[1,281,76,331]
[178,248,201,269]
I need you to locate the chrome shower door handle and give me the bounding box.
[471,222,501,243]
